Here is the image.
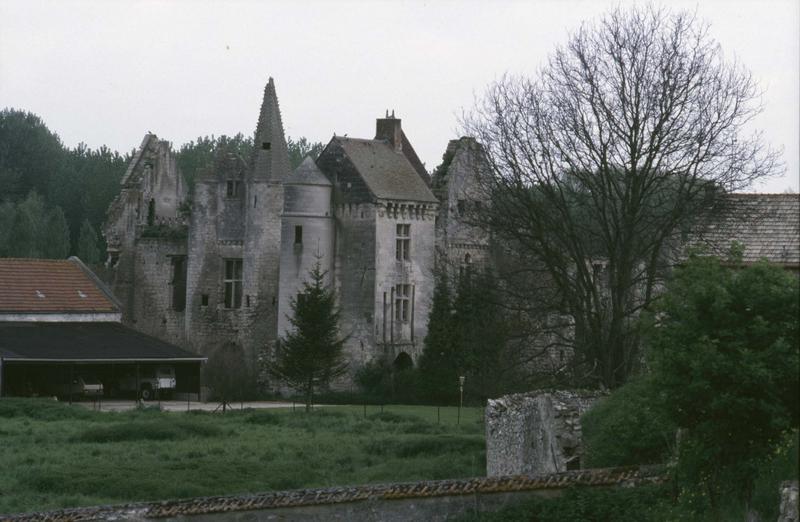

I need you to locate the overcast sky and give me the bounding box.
[1,0,797,192]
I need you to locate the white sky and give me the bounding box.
[1,0,797,192]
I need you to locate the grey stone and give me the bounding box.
[485,389,606,477]
[779,480,799,522]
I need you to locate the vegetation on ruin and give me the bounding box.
[0,399,484,515]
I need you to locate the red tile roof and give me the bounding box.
[0,258,118,313]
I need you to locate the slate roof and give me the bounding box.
[0,258,119,313]
[334,137,438,203]
[692,193,800,267]
[0,322,205,361]
[285,156,331,186]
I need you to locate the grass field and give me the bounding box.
[0,398,485,515]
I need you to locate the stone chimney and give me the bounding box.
[376,110,402,152]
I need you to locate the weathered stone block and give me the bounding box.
[779,480,799,522]
[485,389,605,477]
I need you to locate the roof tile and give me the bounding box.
[0,258,118,313]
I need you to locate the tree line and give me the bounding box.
[0,108,323,262]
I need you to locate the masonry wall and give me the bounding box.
[485,390,606,477]
[373,201,437,364]
[277,183,334,338]
[332,202,377,373]
[242,179,283,362]
[102,136,190,345]
[435,138,491,273]
[7,468,665,522]
[185,177,247,357]
[127,237,187,347]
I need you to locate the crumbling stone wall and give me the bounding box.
[780,480,799,522]
[432,137,491,274]
[485,389,605,477]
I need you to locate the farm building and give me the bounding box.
[0,257,205,399]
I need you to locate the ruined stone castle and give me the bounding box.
[103,78,489,377]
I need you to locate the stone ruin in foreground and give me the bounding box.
[485,389,606,477]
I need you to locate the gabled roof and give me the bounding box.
[0,322,204,361]
[0,258,119,314]
[286,156,331,186]
[333,137,437,203]
[692,193,800,266]
[120,133,157,186]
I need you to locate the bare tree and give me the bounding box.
[462,6,780,388]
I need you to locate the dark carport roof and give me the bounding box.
[0,322,206,362]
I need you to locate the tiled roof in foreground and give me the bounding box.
[0,258,118,313]
[3,466,664,521]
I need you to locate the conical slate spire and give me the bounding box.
[251,77,291,183]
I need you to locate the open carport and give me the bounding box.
[0,322,205,400]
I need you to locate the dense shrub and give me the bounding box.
[581,378,676,467]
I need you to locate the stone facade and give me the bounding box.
[103,79,483,382]
[485,390,606,477]
[431,136,492,275]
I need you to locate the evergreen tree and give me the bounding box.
[418,273,459,403]
[0,201,16,257]
[269,260,348,410]
[452,269,508,401]
[287,136,324,170]
[9,192,47,257]
[77,219,101,264]
[42,206,71,259]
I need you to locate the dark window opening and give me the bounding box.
[294,225,303,245]
[170,256,187,312]
[396,224,410,261]
[246,295,251,307]
[457,199,466,216]
[394,352,413,371]
[226,180,241,197]
[262,142,271,150]
[254,195,257,208]
[223,258,243,309]
[394,284,411,322]
[201,294,209,307]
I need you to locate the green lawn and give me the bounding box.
[0,399,485,515]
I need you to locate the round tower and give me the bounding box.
[277,156,334,337]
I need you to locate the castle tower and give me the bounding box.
[241,77,291,359]
[277,156,334,338]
